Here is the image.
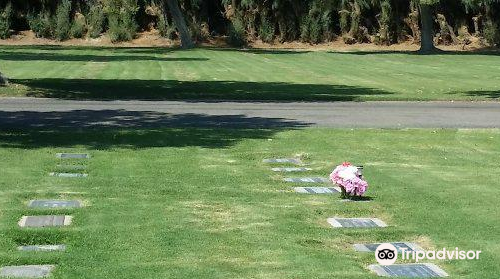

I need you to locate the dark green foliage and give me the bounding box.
[309,16,323,43]
[70,14,87,38]
[259,17,275,43]
[300,16,311,42]
[28,11,55,38]
[484,20,500,45]
[189,21,206,42]
[3,0,500,46]
[159,15,176,39]
[87,4,105,38]
[105,0,139,42]
[55,0,72,41]
[0,2,12,39]
[227,18,246,47]
[377,0,392,45]
[301,11,329,44]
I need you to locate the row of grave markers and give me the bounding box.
[263,157,449,278]
[0,153,90,278]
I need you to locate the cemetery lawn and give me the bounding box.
[0,128,499,278]
[0,46,500,101]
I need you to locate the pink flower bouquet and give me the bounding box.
[330,162,368,198]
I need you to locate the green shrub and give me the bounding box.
[70,13,87,38]
[300,15,323,44]
[300,16,311,42]
[227,18,246,47]
[105,0,139,43]
[87,4,104,38]
[55,0,72,41]
[0,2,12,39]
[28,11,55,38]
[158,15,176,39]
[189,22,204,42]
[309,17,323,44]
[259,17,274,43]
[484,20,500,46]
[339,10,350,35]
[321,11,334,41]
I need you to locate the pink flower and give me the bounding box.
[329,163,368,196]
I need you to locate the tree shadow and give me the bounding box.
[0,127,282,150]
[202,47,311,55]
[327,49,500,56]
[12,79,391,101]
[0,110,311,129]
[0,51,208,62]
[449,90,500,99]
[0,110,310,149]
[0,45,175,53]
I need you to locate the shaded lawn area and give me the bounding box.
[0,46,499,101]
[0,128,499,278]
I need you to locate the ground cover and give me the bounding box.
[0,128,498,278]
[1,46,499,101]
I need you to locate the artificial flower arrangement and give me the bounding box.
[330,162,368,199]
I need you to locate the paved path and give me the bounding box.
[0,97,499,128]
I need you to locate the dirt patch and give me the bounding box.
[0,30,177,48]
[1,30,497,52]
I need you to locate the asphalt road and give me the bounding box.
[0,97,499,129]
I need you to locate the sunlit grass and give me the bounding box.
[0,46,499,101]
[0,128,498,278]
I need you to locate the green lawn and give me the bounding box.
[0,128,498,278]
[0,46,499,101]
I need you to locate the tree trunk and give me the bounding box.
[0,71,8,86]
[419,4,436,53]
[165,0,194,48]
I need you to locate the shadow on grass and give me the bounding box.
[0,51,207,62]
[451,90,500,99]
[202,47,311,55]
[0,127,293,150]
[12,79,391,101]
[342,195,374,202]
[2,44,498,56]
[327,49,500,56]
[0,110,310,149]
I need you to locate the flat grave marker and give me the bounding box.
[263,158,302,165]
[0,265,55,278]
[354,242,423,253]
[17,245,66,252]
[56,153,90,159]
[49,172,88,178]
[28,200,82,209]
[271,167,311,172]
[284,177,329,183]
[294,187,341,194]
[18,215,73,228]
[327,217,387,228]
[368,263,448,277]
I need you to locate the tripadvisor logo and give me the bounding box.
[375,243,482,265]
[375,243,398,265]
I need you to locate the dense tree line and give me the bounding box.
[0,0,499,50]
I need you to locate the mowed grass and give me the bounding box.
[0,46,499,101]
[0,128,499,278]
